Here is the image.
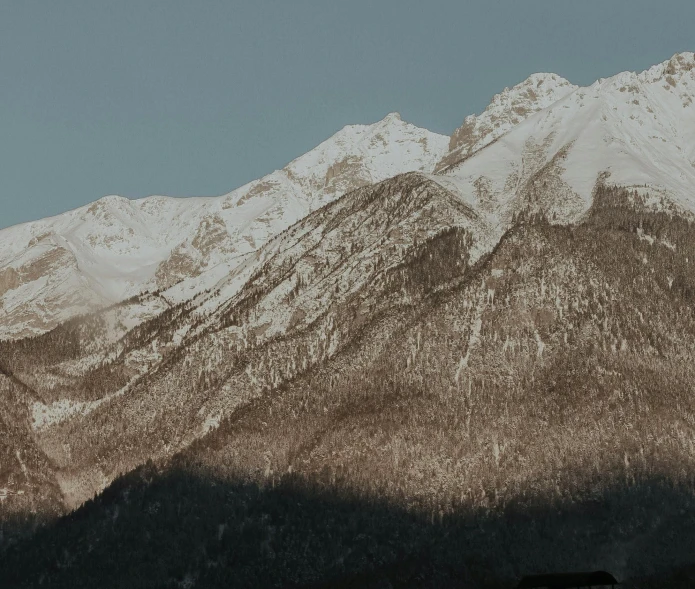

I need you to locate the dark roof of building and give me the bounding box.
[517,571,618,588]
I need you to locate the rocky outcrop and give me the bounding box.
[0,267,20,298]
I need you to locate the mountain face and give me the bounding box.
[0,114,447,340]
[2,53,695,588]
[0,173,488,511]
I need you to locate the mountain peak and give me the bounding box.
[505,71,574,91]
[92,194,132,209]
[436,51,695,232]
[381,111,402,123]
[481,71,576,118]
[434,71,577,172]
[279,112,447,202]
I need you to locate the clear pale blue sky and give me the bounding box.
[1,0,693,229]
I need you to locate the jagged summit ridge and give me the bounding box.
[639,51,695,81]
[434,72,578,172]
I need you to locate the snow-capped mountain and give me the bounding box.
[4,53,695,587]
[432,52,695,236]
[2,53,694,343]
[434,72,578,172]
[0,113,448,339]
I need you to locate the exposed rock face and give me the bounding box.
[662,51,695,76]
[0,267,20,298]
[154,215,234,291]
[323,156,366,192]
[0,237,108,339]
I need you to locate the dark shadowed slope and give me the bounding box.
[2,465,694,588]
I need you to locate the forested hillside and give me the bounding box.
[3,186,695,587]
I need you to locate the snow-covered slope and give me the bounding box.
[434,72,578,172]
[3,52,694,341]
[0,114,448,339]
[432,52,695,233]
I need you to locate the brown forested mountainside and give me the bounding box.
[177,185,695,513]
[2,184,695,587]
[0,367,64,534]
[0,173,486,510]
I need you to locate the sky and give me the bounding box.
[1,0,694,229]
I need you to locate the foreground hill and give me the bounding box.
[3,185,695,587]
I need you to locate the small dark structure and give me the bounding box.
[517,571,618,588]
